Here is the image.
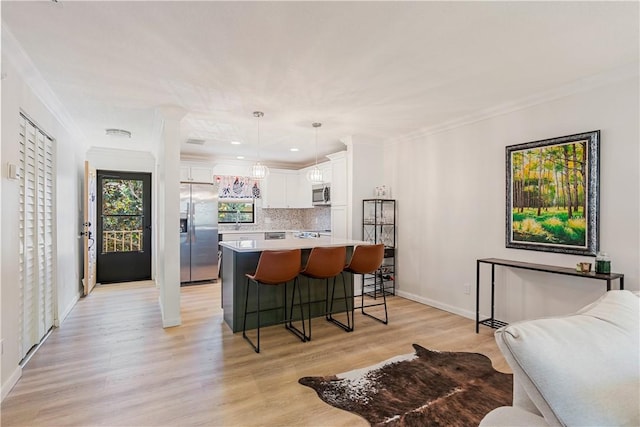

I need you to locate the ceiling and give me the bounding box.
[2,1,638,168]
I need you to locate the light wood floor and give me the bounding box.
[1,281,508,426]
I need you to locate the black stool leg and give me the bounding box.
[361,268,388,324]
[285,277,307,342]
[325,278,330,320]
[242,277,262,353]
[307,277,313,341]
[327,272,353,332]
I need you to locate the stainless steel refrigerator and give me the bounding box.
[180,183,219,283]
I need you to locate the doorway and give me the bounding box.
[97,171,151,284]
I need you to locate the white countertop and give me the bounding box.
[219,237,368,252]
[218,229,331,235]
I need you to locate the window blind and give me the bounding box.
[18,113,56,361]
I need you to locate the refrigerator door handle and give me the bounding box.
[189,201,195,241]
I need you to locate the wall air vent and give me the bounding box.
[186,139,206,145]
[105,128,131,138]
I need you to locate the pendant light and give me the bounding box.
[306,122,324,184]
[250,111,269,180]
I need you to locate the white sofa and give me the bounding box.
[480,290,639,426]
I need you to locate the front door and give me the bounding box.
[97,171,151,284]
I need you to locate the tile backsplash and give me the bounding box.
[218,205,331,232]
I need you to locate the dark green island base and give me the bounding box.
[220,237,367,332]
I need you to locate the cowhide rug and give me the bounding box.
[299,344,512,427]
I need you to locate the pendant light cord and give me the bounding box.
[254,111,264,161]
[312,122,321,167]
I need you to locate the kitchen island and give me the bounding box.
[219,237,368,332]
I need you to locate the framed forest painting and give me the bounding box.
[506,131,600,256]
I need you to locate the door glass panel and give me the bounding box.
[101,178,144,253]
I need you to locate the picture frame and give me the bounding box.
[505,130,600,256]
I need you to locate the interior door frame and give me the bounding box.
[82,161,97,295]
[96,170,152,284]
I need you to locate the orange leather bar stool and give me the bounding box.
[242,249,305,353]
[299,246,349,340]
[343,244,388,324]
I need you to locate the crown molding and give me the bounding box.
[2,25,85,141]
[394,61,640,144]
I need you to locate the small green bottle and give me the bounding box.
[595,252,611,274]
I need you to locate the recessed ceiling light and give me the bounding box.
[290,148,299,152]
[236,156,245,160]
[231,141,241,145]
[105,128,131,138]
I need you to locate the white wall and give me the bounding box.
[1,56,85,398]
[347,137,386,241]
[86,147,156,173]
[386,73,639,323]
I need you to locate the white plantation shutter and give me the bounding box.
[18,114,56,360]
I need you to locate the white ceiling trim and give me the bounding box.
[394,61,640,144]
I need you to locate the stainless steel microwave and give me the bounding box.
[312,184,330,206]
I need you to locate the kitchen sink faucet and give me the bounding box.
[234,209,241,230]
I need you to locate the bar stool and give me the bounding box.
[299,246,349,340]
[342,244,388,324]
[242,249,305,353]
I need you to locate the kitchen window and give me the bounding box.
[218,200,255,224]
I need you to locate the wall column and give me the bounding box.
[344,135,385,241]
[156,107,185,327]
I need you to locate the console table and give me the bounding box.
[475,258,625,333]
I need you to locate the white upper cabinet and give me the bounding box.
[286,174,303,208]
[179,166,190,182]
[262,170,304,208]
[298,172,312,208]
[262,172,286,208]
[320,162,332,184]
[327,151,347,206]
[180,164,214,183]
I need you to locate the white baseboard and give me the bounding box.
[57,292,81,326]
[396,290,476,321]
[1,365,22,402]
[356,285,476,321]
[162,316,181,328]
[158,295,181,328]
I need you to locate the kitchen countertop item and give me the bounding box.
[264,231,286,240]
[294,231,320,238]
